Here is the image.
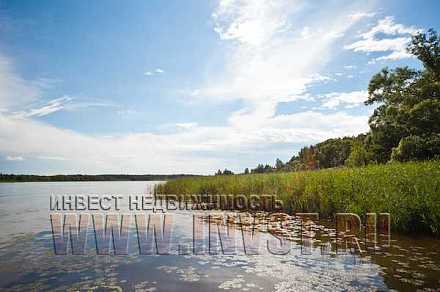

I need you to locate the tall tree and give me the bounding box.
[345,142,371,167]
[365,29,440,162]
[298,146,318,170]
[275,158,284,170]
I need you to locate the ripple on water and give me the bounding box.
[0,211,439,291]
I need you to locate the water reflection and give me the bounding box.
[0,182,439,291]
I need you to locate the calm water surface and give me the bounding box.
[0,182,439,291]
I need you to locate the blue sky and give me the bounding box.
[0,0,439,174]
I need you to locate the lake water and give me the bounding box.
[0,181,439,291]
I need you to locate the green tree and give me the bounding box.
[391,134,440,162]
[315,135,365,168]
[251,164,265,173]
[365,29,440,162]
[223,169,234,175]
[275,158,284,170]
[345,142,371,167]
[298,146,318,170]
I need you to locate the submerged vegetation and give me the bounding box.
[156,160,440,235]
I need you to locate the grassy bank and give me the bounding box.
[156,161,440,235]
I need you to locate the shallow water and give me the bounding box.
[0,181,439,291]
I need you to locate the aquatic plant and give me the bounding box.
[156,161,440,235]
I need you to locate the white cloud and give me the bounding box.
[6,155,24,161]
[321,90,368,109]
[15,96,72,118]
[0,1,376,174]
[374,50,412,61]
[0,110,369,173]
[187,0,373,147]
[348,12,376,22]
[345,16,420,61]
[361,16,419,39]
[0,53,42,112]
[0,50,108,118]
[343,65,356,70]
[190,0,375,106]
[37,156,68,161]
[301,26,312,39]
[144,68,164,77]
[12,96,114,118]
[212,0,295,46]
[116,109,138,116]
[175,122,198,130]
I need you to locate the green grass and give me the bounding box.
[156,161,440,235]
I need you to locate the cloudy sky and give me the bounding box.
[0,0,439,174]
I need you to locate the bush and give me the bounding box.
[391,134,440,161]
[345,142,371,167]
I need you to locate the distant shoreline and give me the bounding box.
[0,174,202,183]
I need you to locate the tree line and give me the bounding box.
[222,29,440,175]
[0,174,201,182]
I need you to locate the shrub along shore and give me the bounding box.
[156,161,440,236]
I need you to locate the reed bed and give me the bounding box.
[156,161,440,235]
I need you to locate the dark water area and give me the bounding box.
[0,182,439,291]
